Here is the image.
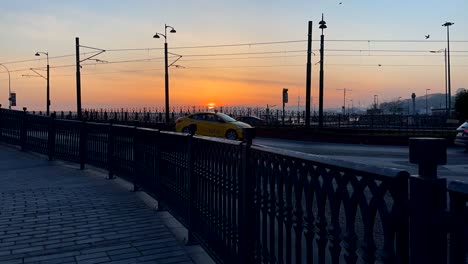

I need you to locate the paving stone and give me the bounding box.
[80,244,132,254]
[76,256,111,264]
[157,255,192,264]
[75,252,108,261]
[24,251,80,263]
[0,145,195,264]
[109,251,142,261]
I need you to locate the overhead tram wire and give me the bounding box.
[106,39,468,52]
[2,38,468,65]
[4,47,468,73]
[3,62,468,81]
[0,51,101,66]
[2,38,468,64]
[7,50,467,73]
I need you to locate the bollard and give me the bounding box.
[242,127,256,145]
[409,137,447,179]
[409,137,448,263]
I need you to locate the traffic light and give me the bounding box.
[283,88,288,104]
[10,92,16,106]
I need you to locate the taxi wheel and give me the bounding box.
[225,130,238,140]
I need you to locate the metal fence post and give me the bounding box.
[107,120,115,179]
[409,137,448,264]
[448,181,468,264]
[0,106,3,140]
[187,124,198,245]
[79,120,87,170]
[154,129,164,211]
[20,107,27,151]
[48,113,56,161]
[132,125,140,192]
[239,127,256,263]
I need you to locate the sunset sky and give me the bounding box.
[0,0,467,112]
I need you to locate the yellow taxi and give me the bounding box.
[175,112,252,140]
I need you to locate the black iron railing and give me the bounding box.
[27,107,460,130]
[0,108,466,264]
[245,146,409,263]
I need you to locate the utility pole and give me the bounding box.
[282,88,288,125]
[374,94,379,110]
[443,21,454,117]
[318,14,327,128]
[47,62,50,115]
[337,88,351,115]
[76,37,81,120]
[305,20,313,128]
[444,48,448,114]
[75,37,105,120]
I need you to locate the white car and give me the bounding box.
[455,122,468,151]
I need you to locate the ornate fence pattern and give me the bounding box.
[247,147,409,263]
[0,108,466,264]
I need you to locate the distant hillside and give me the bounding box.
[380,92,461,114]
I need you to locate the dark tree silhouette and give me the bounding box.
[454,89,468,121]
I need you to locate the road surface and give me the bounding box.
[253,137,468,183]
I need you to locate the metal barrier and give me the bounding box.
[30,108,460,130]
[1,108,467,264]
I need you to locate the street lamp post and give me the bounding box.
[318,14,327,128]
[35,52,50,115]
[426,89,431,115]
[154,24,176,125]
[442,21,454,116]
[0,64,11,109]
[430,48,448,114]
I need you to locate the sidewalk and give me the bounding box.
[0,144,214,264]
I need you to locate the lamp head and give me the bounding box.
[35,52,40,56]
[153,34,161,38]
[319,19,327,29]
[170,28,176,33]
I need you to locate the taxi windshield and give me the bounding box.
[217,113,237,122]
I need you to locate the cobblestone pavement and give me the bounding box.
[0,144,196,264]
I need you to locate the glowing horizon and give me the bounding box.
[0,0,467,112]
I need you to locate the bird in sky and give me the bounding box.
[425,35,430,39]
[378,64,382,67]
[339,2,343,4]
